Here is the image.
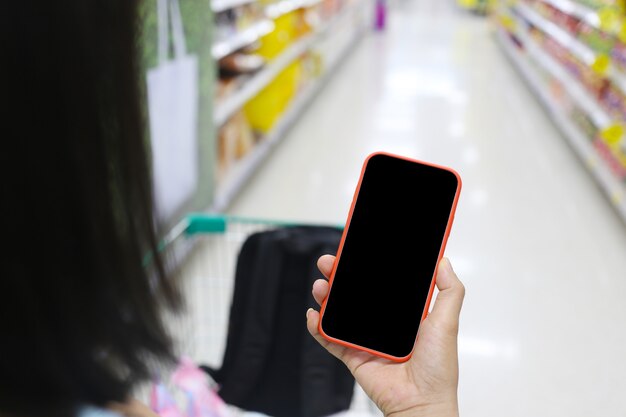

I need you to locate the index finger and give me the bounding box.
[316,254,335,279]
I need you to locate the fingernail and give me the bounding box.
[306,308,314,319]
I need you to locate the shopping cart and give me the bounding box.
[152,213,379,416]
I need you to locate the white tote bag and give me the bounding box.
[147,0,199,222]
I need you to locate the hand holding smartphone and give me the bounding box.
[318,152,462,362]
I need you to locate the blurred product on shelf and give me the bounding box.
[216,77,237,101]
[602,81,626,119]
[212,3,274,60]
[571,105,599,138]
[612,39,626,69]
[595,135,626,178]
[258,10,309,58]
[300,49,324,85]
[214,3,267,44]
[217,110,256,181]
[241,7,313,132]
[375,0,386,30]
[494,0,626,221]
[219,52,266,78]
[576,0,624,9]
[579,21,613,53]
[458,0,496,14]
[245,60,302,132]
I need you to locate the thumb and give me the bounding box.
[427,258,465,333]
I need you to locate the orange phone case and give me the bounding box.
[317,151,462,362]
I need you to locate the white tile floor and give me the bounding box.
[225,0,626,416]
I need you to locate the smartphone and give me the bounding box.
[318,152,462,362]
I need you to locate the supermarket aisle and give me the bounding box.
[229,0,626,416]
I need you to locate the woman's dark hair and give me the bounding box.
[1,1,181,416]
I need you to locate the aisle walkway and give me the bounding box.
[228,1,626,416]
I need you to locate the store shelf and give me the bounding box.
[212,0,256,13]
[496,28,626,221]
[214,0,361,126]
[266,0,322,19]
[214,34,317,127]
[213,0,322,16]
[515,2,626,96]
[211,1,368,211]
[512,14,611,127]
[211,81,320,211]
[515,2,595,64]
[541,0,600,28]
[609,66,626,96]
[457,0,493,12]
[211,0,325,62]
[212,20,275,60]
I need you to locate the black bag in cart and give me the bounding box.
[202,226,355,417]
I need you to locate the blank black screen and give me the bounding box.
[321,153,459,359]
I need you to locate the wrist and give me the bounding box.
[385,400,459,417]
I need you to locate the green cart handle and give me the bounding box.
[185,213,227,235]
[146,213,342,266]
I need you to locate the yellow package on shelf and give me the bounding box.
[244,60,302,133]
[458,0,478,8]
[457,0,495,12]
[257,12,299,59]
